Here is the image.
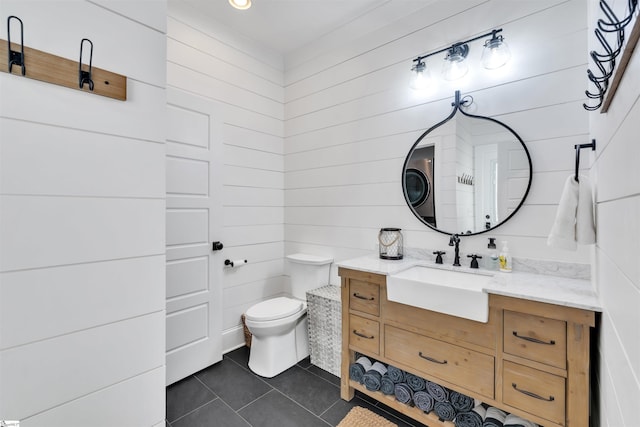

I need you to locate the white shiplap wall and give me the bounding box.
[589,0,640,424]
[0,1,166,426]
[283,0,592,284]
[167,1,286,351]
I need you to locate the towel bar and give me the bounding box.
[574,139,596,182]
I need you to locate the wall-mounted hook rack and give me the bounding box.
[1,16,126,101]
[574,139,596,182]
[457,173,474,186]
[584,0,639,112]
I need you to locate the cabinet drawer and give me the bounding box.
[349,280,380,316]
[385,325,494,398]
[384,299,496,349]
[503,361,565,425]
[504,310,566,369]
[349,314,379,355]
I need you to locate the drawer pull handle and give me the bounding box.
[512,383,555,402]
[353,293,374,301]
[353,330,374,339]
[512,331,556,345]
[418,351,448,365]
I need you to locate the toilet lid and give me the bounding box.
[245,297,304,322]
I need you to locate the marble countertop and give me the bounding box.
[337,254,602,312]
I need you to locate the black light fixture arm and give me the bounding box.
[412,28,503,64]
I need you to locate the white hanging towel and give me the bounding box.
[576,175,596,245]
[547,175,596,250]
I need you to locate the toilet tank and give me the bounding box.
[286,253,333,300]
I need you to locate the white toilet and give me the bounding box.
[244,253,333,378]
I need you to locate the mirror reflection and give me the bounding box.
[403,92,532,235]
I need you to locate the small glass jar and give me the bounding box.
[378,228,403,260]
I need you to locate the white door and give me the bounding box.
[165,88,223,385]
[497,140,530,221]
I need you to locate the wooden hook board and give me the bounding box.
[0,39,127,101]
[601,17,640,113]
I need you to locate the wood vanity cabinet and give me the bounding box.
[339,267,596,427]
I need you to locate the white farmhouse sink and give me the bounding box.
[387,266,493,323]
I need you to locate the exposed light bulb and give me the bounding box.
[229,0,251,10]
[481,34,510,69]
[409,60,430,90]
[442,44,469,81]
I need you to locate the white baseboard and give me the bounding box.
[222,325,246,354]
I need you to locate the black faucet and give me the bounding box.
[448,234,461,266]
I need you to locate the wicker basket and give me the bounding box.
[241,313,252,348]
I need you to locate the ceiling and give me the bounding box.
[180,0,393,55]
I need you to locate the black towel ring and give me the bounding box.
[575,139,597,182]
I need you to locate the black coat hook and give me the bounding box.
[7,16,25,76]
[79,38,94,91]
[598,0,637,32]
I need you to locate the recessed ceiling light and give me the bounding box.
[229,0,251,10]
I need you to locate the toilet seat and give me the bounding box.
[245,297,303,322]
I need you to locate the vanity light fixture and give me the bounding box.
[410,28,510,89]
[229,0,251,10]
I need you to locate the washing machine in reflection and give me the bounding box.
[405,146,436,227]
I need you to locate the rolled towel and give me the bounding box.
[426,381,450,402]
[483,407,507,427]
[362,361,387,392]
[413,390,435,413]
[450,390,475,412]
[349,356,372,383]
[380,374,395,395]
[405,373,426,391]
[472,404,487,421]
[387,365,405,383]
[394,382,414,405]
[455,410,484,427]
[434,401,457,422]
[504,414,538,427]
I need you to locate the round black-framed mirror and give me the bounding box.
[402,91,532,236]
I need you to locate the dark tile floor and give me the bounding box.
[165,346,422,427]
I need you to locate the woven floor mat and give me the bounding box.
[336,406,398,427]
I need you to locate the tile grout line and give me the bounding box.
[268,388,334,426]
[193,355,274,426]
[233,386,276,413]
[167,395,219,425]
[168,348,416,427]
[224,352,337,425]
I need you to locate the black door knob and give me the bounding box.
[212,241,224,251]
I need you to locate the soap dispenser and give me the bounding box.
[499,241,512,273]
[487,237,499,271]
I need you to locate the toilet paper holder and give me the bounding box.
[225,259,247,268]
